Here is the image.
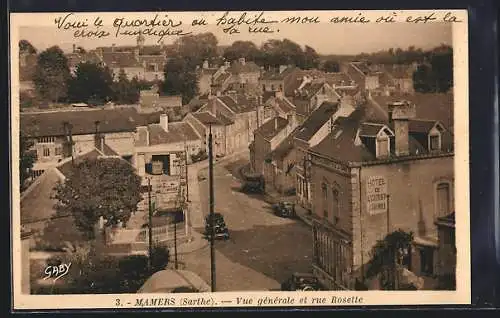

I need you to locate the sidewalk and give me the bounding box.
[170,230,208,256]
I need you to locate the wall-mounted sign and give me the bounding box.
[366,176,388,215]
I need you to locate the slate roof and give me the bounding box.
[66,52,102,69]
[147,124,179,145]
[228,60,261,74]
[275,97,296,113]
[255,117,289,140]
[168,122,201,141]
[260,66,297,80]
[409,119,439,134]
[325,72,354,87]
[192,112,225,126]
[101,52,141,68]
[295,101,339,141]
[371,93,454,130]
[213,72,231,85]
[359,123,386,137]
[20,108,141,138]
[56,149,102,178]
[137,54,167,65]
[310,114,376,163]
[310,102,451,164]
[218,95,257,114]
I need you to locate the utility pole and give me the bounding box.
[148,177,153,271]
[208,123,216,292]
[174,212,178,270]
[184,140,189,202]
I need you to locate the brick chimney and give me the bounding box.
[160,113,169,132]
[390,101,416,156]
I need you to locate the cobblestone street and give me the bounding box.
[180,152,314,291]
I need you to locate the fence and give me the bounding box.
[137,222,187,245]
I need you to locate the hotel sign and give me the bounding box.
[366,176,387,215]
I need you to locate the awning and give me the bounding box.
[138,269,210,293]
[413,235,438,248]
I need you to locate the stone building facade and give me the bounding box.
[308,100,454,290]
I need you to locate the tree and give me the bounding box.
[19,39,37,54]
[413,64,434,93]
[33,46,71,102]
[53,158,142,239]
[173,33,218,69]
[162,57,198,104]
[19,133,36,191]
[429,45,453,93]
[412,45,453,93]
[223,41,260,62]
[67,62,114,105]
[364,230,414,290]
[260,39,305,68]
[303,45,320,69]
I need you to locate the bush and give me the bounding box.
[151,245,170,272]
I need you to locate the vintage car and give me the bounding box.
[240,173,265,194]
[281,273,324,291]
[272,201,296,218]
[204,213,230,241]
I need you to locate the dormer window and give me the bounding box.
[428,123,444,152]
[376,135,389,158]
[429,134,441,151]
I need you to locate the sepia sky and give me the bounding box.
[18,14,453,55]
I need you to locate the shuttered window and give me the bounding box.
[437,183,451,217]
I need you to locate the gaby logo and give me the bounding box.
[43,262,72,282]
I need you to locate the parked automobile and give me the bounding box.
[281,273,324,291]
[241,174,265,193]
[204,213,230,241]
[272,201,296,218]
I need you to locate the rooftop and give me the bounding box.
[260,66,297,80]
[255,117,289,140]
[192,111,226,126]
[228,59,261,74]
[101,51,141,68]
[295,101,340,141]
[310,103,453,164]
[20,107,145,138]
[217,95,257,114]
[371,93,454,130]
